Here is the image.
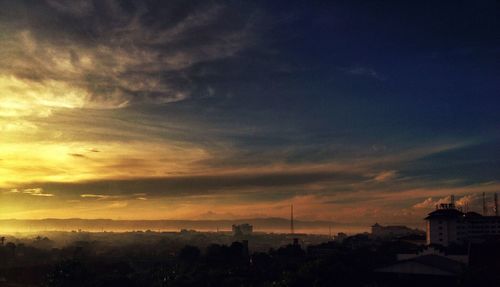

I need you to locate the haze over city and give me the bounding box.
[0,0,498,230]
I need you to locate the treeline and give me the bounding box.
[0,234,411,286]
[0,234,498,286]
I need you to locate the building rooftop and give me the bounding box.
[411,254,464,275]
[375,254,464,276]
[464,211,482,217]
[425,207,500,221]
[425,208,464,220]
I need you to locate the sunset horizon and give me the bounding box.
[1,0,498,229]
[0,1,498,286]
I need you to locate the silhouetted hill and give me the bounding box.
[0,218,343,233]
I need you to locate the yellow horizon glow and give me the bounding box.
[0,72,494,224]
[0,73,213,188]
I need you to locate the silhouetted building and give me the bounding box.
[232,223,253,236]
[334,232,348,242]
[375,243,468,286]
[375,254,465,278]
[180,229,197,234]
[426,203,500,246]
[371,223,421,238]
[397,246,468,264]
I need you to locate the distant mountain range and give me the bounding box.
[0,218,354,233]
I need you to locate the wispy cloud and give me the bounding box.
[373,170,397,182]
[0,1,254,118]
[7,188,54,197]
[80,194,113,199]
[341,66,384,80]
[413,197,445,209]
[0,1,496,225]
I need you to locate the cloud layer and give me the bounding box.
[0,0,498,227]
[0,0,254,116]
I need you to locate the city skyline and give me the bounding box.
[0,1,498,227]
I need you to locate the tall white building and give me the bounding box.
[425,203,500,246]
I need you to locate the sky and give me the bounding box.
[0,0,498,227]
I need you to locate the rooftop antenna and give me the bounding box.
[494,193,498,216]
[290,204,294,235]
[483,192,487,216]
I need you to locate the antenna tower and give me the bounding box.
[494,193,498,216]
[483,192,487,216]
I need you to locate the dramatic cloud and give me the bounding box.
[0,1,497,227]
[0,0,254,115]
